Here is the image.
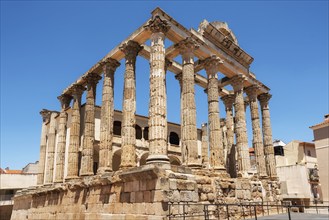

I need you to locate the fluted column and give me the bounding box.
[37,109,51,185]
[204,56,225,170]
[98,58,120,174]
[220,119,228,165]
[45,111,59,184]
[66,84,85,180]
[258,93,277,178]
[80,73,101,176]
[175,73,187,165]
[176,37,200,168]
[144,16,170,164]
[54,94,72,182]
[221,94,236,177]
[245,86,267,177]
[119,40,143,169]
[201,123,209,168]
[231,75,250,176]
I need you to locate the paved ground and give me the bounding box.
[249,213,329,220]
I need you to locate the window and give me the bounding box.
[307,150,311,156]
[274,146,284,156]
[113,121,122,136]
[169,132,179,145]
[135,124,142,140]
[143,127,149,140]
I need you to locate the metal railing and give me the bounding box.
[168,201,329,220]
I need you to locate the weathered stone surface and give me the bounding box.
[176,37,201,168]
[45,111,59,184]
[98,58,120,173]
[258,93,277,178]
[204,55,225,170]
[66,84,85,180]
[37,109,51,185]
[120,40,143,169]
[245,85,267,177]
[81,73,101,176]
[221,94,236,178]
[146,17,170,164]
[231,75,251,176]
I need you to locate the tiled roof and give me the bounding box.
[0,168,23,174]
[310,118,329,129]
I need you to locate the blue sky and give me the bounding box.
[1,1,328,170]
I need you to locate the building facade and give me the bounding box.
[275,141,319,205]
[310,114,329,202]
[11,8,281,219]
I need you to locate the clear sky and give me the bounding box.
[1,1,328,170]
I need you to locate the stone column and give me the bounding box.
[98,58,120,174]
[37,109,51,185]
[144,16,170,164]
[175,73,187,165]
[201,123,209,168]
[80,73,101,176]
[258,93,277,178]
[245,86,267,177]
[119,40,143,169]
[204,56,225,170]
[221,94,236,177]
[231,75,250,176]
[45,111,59,184]
[176,37,200,168]
[66,84,85,180]
[220,118,228,164]
[54,94,72,183]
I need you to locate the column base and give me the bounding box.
[146,155,170,164]
[187,163,203,169]
[65,175,80,181]
[97,167,112,174]
[80,172,94,177]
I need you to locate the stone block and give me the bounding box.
[146,180,156,190]
[169,179,177,190]
[120,192,130,203]
[132,180,140,192]
[156,177,169,190]
[124,182,133,192]
[180,191,193,202]
[144,191,152,203]
[130,192,136,203]
[140,180,147,191]
[167,190,180,202]
[135,191,144,203]
[207,193,215,201]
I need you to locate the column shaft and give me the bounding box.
[221,95,236,177]
[54,94,72,182]
[66,85,84,180]
[245,86,267,177]
[176,37,200,168]
[145,16,170,164]
[45,112,58,184]
[259,93,277,178]
[231,75,251,176]
[81,73,101,176]
[204,56,225,170]
[120,40,142,169]
[37,110,51,185]
[98,58,120,173]
[201,123,209,167]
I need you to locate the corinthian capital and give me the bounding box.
[69,84,85,100]
[40,109,51,123]
[258,93,272,107]
[245,85,260,101]
[83,73,102,90]
[57,94,72,110]
[204,55,223,76]
[119,40,143,62]
[144,15,170,33]
[175,37,199,55]
[230,74,246,91]
[221,94,235,109]
[102,58,120,75]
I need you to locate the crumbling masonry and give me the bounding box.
[11,8,281,220]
